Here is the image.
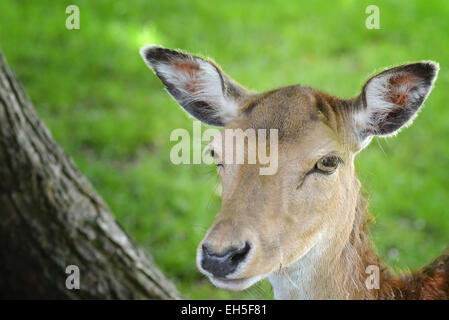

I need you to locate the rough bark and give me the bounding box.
[0,51,182,299]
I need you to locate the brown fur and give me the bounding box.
[339,190,449,299]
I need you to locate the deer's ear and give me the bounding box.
[352,62,439,149]
[140,45,249,126]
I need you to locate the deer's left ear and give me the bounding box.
[352,62,439,149]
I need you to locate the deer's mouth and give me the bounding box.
[208,274,265,291]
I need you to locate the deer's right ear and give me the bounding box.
[140,45,249,126]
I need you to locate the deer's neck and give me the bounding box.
[269,192,383,300]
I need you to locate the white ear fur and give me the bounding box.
[140,45,241,126]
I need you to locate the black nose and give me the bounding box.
[201,242,251,278]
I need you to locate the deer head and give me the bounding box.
[140,45,438,297]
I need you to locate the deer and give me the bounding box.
[140,45,449,299]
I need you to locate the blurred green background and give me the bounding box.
[1,0,448,299]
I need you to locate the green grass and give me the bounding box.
[1,0,448,299]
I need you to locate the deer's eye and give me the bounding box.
[315,155,340,174]
[210,149,223,170]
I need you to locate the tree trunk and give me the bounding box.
[0,51,182,299]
